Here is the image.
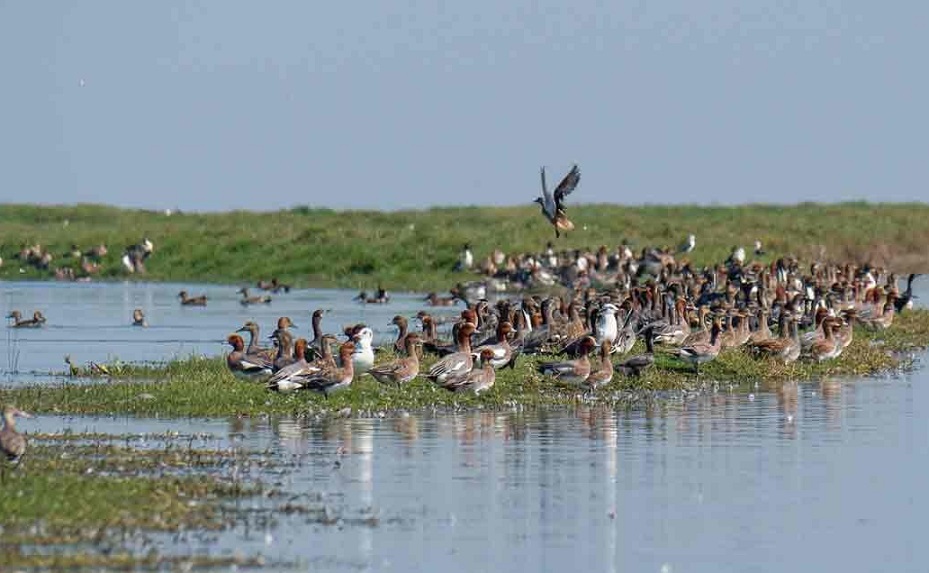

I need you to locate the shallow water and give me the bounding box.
[6,279,929,570]
[21,366,929,571]
[0,281,464,383]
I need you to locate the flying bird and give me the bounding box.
[534,164,580,238]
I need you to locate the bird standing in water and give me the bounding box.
[534,164,580,238]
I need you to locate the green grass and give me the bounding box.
[2,202,929,291]
[4,310,927,418]
[0,437,267,569]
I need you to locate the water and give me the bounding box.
[5,279,929,570]
[0,281,464,382]
[22,369,929,571]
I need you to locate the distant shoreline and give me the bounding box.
[2,202,928,291]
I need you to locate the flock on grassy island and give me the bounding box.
[216,162,920,397]
[222,249,920,397]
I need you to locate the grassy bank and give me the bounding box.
[2,202,929,291]
[4,310,927,418]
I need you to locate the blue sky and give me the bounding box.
[1,2,927,211]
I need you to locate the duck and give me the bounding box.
[534,164,580,238]
[178,291,208,306]
[651,298,691,346]
[236,320,270,355]
[1,405,33,465]
[390,315,413,354]
[584,341,615,391]
[750,313,800,365]
[615,328,656,378]
[440,348,497,394]
[354,288,390,304]
[225,334,273,381]
[472,321,516,370]
[678,318,722,374]
[131,308,148,327]
[266,338,315,393]
[834,310,856,350]
[367,334,422,388]
[612,308,637,355]
[747,308,772,345]
[301,340,356,396]
[893,273,919,313]
[257,277,291,294]
[537,335,597,385]
[270,328,296,372]
[426,323,477,384]
[7,310,46,328]
[238,287,272,306]
[424,292,458,307]
[306,309,327,358]
[808,317,841,362]
[859,299,896,330]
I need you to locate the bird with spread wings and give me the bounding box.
[534,164,580,238]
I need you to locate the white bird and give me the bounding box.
[350,327,375,375]
[727,246,746,266]
[678,234,696,254]
[595,303,619,346]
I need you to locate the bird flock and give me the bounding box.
[216,162,920,397]
[222,257,918,397]
[2,163,923,467]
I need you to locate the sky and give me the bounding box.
[1,2,927,212]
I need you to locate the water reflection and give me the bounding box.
[23,368,929,571]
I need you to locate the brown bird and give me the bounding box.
[537,335,597,384]
[1,405,33,465]
[178,291,208,306]
[426,323,477,384]
[584,340,615,391]
[367,334,422,387]
[238,287,272,306]
[7,310,46,328]
[131,308,148,327]
[441,348,497,394]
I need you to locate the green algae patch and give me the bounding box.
[0,437,271,570]
[4,310,928,418]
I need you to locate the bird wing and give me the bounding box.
[538,166,557,218]
[553,165,581,210]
